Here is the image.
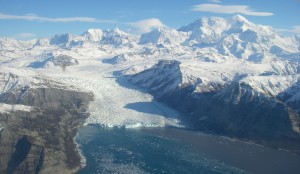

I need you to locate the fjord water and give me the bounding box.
[76,126,300,174]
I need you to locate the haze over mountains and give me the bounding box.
[0,14,300,173]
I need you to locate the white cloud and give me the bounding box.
[290,26,300,34]
[207,0,221,3]
[130,18,165,33]
[14,33,36,40]
[0,13,115,23]
[191,4,273,16]
[277,26,300,35]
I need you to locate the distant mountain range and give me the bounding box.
[0,14,300,173]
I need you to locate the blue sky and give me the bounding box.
[0,0,299,40]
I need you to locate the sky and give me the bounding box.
[0,0,299,40]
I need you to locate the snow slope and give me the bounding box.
[33,53,185,128]
[0,15,299,130]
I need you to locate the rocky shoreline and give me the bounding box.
[0,87,93,174]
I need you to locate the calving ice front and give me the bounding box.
[0,15,300,173]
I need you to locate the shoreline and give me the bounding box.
[74,131,87,169]
[0,87,94,174]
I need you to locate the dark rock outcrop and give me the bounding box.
[0,84,93,173]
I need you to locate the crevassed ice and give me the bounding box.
[58,67,184,128]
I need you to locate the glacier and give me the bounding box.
[0,14,299,136]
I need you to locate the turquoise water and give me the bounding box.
[76,126,247,174]
[76,125,300,174]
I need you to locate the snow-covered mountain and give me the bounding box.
[1,15,300,151]
[139,27,188,46]
[177,15,299,63]
[126,59,300,143]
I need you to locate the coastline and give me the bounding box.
[0,87,94,174]
[74,132,87,169]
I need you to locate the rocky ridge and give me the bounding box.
[0,72,93,174]
[125,60,300,153]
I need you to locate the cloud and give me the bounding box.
[277,26,300,35]
[0,13,115,23]
[13,33,36,40]
[290,26,300,34]
[191,4,274,16]
[207,0,221,3]
[130,18,165,33]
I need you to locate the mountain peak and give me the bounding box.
[83,29,103,41]
[179,15,254,34]
[228,14,254,31]
[231,14,250,24]
[107,28,125,35]
[139,27,188,45]
[178,16,227,32]
[86,28,102,33]
[50,33,73,45]
[178,16,229,44]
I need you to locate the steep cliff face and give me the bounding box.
[0,74,93,174]
[128,60,182,97]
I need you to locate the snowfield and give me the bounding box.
[0,46,186,128]
[31,53,185,128]
[1,15,300,129]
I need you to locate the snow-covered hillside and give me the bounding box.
[0,15,299,140]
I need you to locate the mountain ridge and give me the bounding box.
[1,15,299,63]
[0,15,300,173]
